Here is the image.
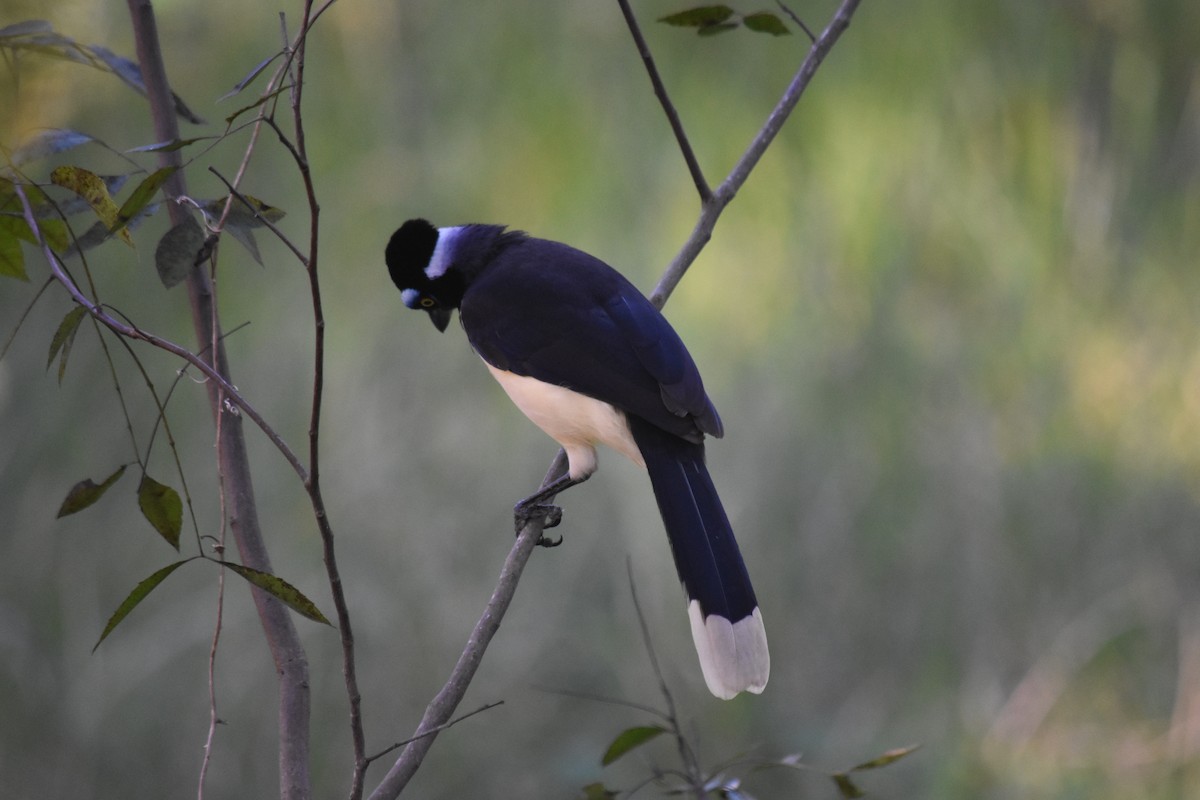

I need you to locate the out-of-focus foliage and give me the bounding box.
[1,0,1199,798]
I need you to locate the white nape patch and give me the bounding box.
[426,226,464,279]
[687,601,769,700]
[483,362,645,480]
[400,288,420,309]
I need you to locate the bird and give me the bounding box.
[385,218,769,699]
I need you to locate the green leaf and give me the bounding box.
[199,195,285,265]
[138,474,182,549]
[743,12,790,36]
[201,194,286,229]
[154,215,206,288]
[49,165,133,246]
[125,137,215,154]
[112,167,176,233]
[217,561,332,625]
[223,84,292,125]
[600,725,667,766]
[220,52,282,101]
[8,128,94,168]
[37,218,70,253]
[225,225,263,265]
[57,465,127,517]
[93,558,195,651]
[0,217,27,281]
[658,6,735,27]
[46,304,88,383]
[848,743,921,772]
[698,21,740,36]
[831,772,864,799]
[0,20,54,39]
[579,782,619,800]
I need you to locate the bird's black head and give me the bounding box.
[385,218,468,332]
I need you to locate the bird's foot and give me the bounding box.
[514,500,565,547]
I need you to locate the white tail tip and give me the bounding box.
[687,601,770,700]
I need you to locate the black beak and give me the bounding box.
[428,307,452,332]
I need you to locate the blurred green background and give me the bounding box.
[3,0,1200,797]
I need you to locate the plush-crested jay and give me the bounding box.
[385,219,768,698]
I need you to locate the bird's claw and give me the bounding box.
[514,501,564,537]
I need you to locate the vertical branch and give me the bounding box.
[616,0,711,203]
[123,2,312,798]
[277,2,369,797]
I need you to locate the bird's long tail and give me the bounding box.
[629,416,769,699]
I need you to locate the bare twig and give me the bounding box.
[627,560,707,797]
[777,1,817,43]
[197,527,228,799]
[617,0,711,203]
[271,3,370,798]
[364,701,504,765]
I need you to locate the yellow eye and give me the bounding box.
[419,296,436,309]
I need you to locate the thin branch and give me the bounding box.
[531,685,669,721]
[777,1,816,44]
[197,529,228,799]
[364,701,504,765]
[272,3,369,797]
[0,276,53,361]
[617,0,711,203]
[650,0,862,308]
[627,560,706,797]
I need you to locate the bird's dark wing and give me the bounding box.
[459,239,722,441]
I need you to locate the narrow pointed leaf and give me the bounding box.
[138,475,182,549]
[93,558,195,651]
[0,220,27,280]
[201,194,286,229]
[57,465,127,517]
[47,304,88,382]
[125,137,215,154]
[658,6,735,27]
[37,218,70,253]
[225,224,263,265]
[8,129,94,168]
[848,743,921,772]
[154,215,206,288]
[579,783,619,800]
[113,167,176,232]
[743,12,790,35]
[224,84,292,125]
[220,52,282,101]
[698,21,740,36]
[0,20,54,38]
[47,174,131,219]
[217,561,331,625]
[831,773,864,799]
[49,166,132,246]
[601,725,667,766]
[86,44,145,94]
